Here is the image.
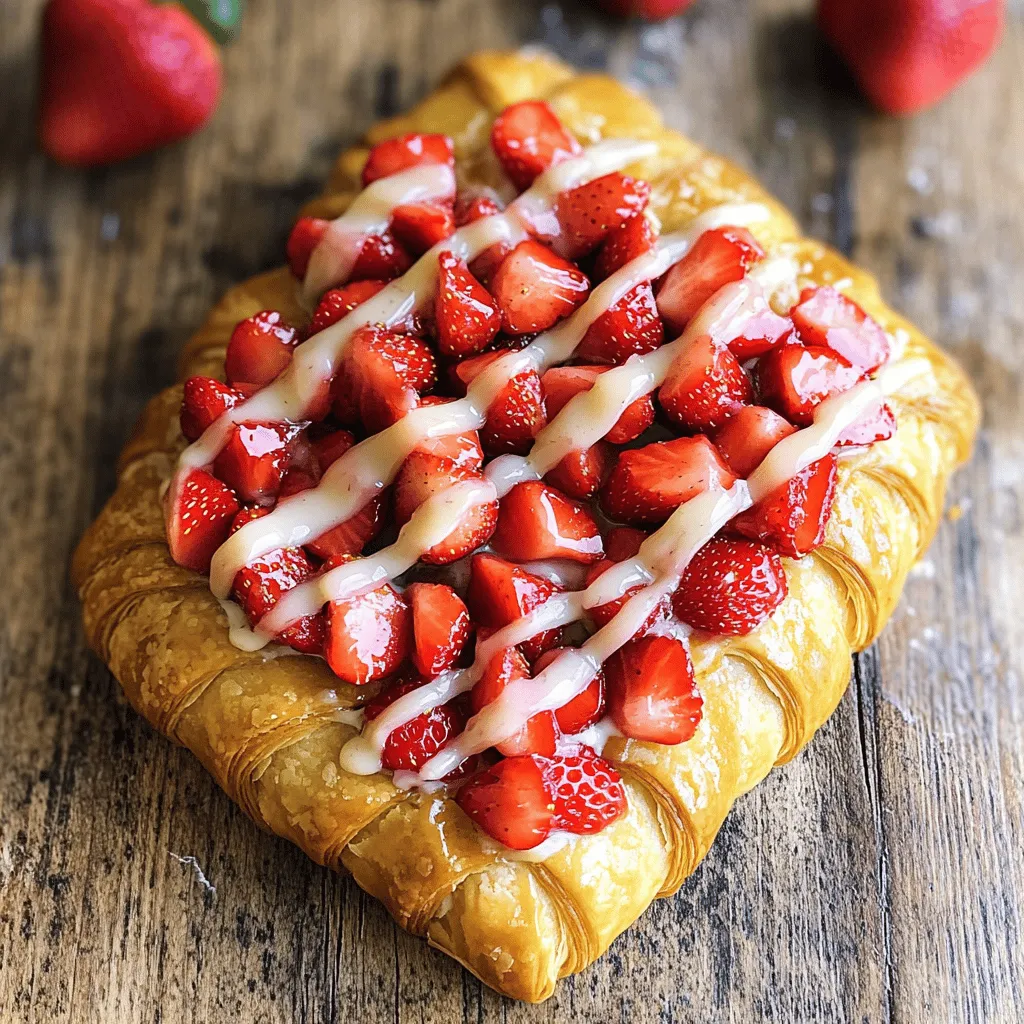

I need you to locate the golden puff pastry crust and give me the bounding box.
[72,49,979,1002]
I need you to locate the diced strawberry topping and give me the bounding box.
[604,635,703,744]
[350,230,413,282]
[541,364,656,445]
[310,429,357,470]
[594,213,656,280]
[554,172,650,259]
[455,351,547,455]
[601,435,737,525]
[455,192,504,225]
[731,454,838,557]
[361,133,454,186]
[324,581,411,685]
[583,557,671,635]
[434,251,501,358]
[491,481,604,564]
[225,310,299,388]
[407,582,472,678]
[576,282,664,365]
[672,537,788,636]
[756,344,865,426]
[790,285,891,372]
[309,280,388,335]
[490,100,581,191]
[533,649,606,735]
[489,240,590,335]
[656,226,765,333]
[166,469,239,573]
[213,422,300,504]
[456,754,555,851]
[836,401,897,446]
[713,405,798,477]
[471,647,557,758]
[278,466,319,498]
[286,216,328,278]
[305,493,386,560]
[390,201,455,255]
[180,376,245,441]
[545,747,627,834]
[658,333,753,432]
[726,308,795,361]
[604,525,648,562]
[412,396,484,470]
[544,442,615,501]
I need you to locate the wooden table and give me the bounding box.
[1,0,1022,1020]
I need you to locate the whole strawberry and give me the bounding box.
[39,0,223,166]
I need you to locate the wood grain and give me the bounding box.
[1,0,1021,1020]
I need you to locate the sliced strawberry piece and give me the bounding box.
[407,582,472,678]
[286,216,328,279]
[491,481,604,564]
[594,213,657,280]
[671,537,788,636]
[466,553,564,662]
[544,441,615,501]
[309,280,388,335]
[391,201,455,255]
[278,466,319,498]
[393,453,498,564]
[166,469,239,573]
[756,344,865,426]
[605,635,703,744]
[489,240,590,335]
[180,376,245,441]
[533,649,606,735]
[583,557,671,635]
[455,192,504,225]
[601,436,737,526]
[412,396,484,470]
[311,429,357,470]
[790,285,891,372]
[544,747,626,834]
[434,250,502,358]
[656,226,765,333]
[350,230,413,282]
[604,525,648,562]
[362,674,467,772]
[836,401,896,447]
[713,405,798,478]
[456,754,555,850]
[731,454,838,557]
[455,351,547,455]
[305,493,386,560]
[361,133,454,187]
[490,100,581,191]
[471,647,557,758]
[554,172,650,259]
[224,310,299,388]
[213,422,300,505]
[541,364,655,444]
[576,282,664,365]
[726,309,796,361]
[324,581,411,685]
[658,333,753,432]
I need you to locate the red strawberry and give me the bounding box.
[286,217,329,279]
[656,227,765,333]
[305,494,386,560]
[756,344,865,426]
[605,525,648,562]
[455,351,547,455]
[554,173,650,259]
[361,133,454,187]
[466,554,564,662]
[324,581,411,685]
[180,376,244,441]
[166,469,239,573]
[38,0,222,166]
[594,213,657,280]
[544,442,615,501]
[544,747,627,834]
[213,422,300,504]
[836,401,897,446]
[604,635,703,744]
[455,192,504,225]
[456,754,555,850]
[225,310,299,388]
[597,0,697,20]
[434,251,501,358]
[672,537,788,636]
[471,647,558,758]
[362,675,467,772]
[726,309,796,361]
[489,240,590,335]
[309,280,388,335]
[583,558,671,635]
[350,230,413,282]
[278,466,319,498]
[393,453,498,564]
[310,429,357,470]
[390,201,455,255]
[601,436,737,526]
[576,283,664,365]
[412,396,484,470]
[533,649,606,735]
[732,454,838,557]
[407,583,472,678]
[541,365,655,444]
[490,100,581,191]
[714,405,798,478]
[818,0,1004,115]
[658,333,753,432]
[790,286,891,372]
[491,481,604,564]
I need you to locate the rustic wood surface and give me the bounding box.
[1,0,1022,1020]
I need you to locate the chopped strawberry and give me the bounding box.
[554,172,650,259]
[180,376,245,441]
[544,442,615,500]
[305,493,386,560]
[456,754,555,850]
[455,351,547,455]
[324,581,411,685]
[533,649,606,735]
[594,213,657,280]
[726,308,796,361]
[393,453,498,564]
[407,583,471,678]
[576,282,664,365]
[604,635,703,744]
[278,466,319,498]
[836,401,897,446]
[583,557,671,635]
[213,422,300,504]
[391,201,455,255]
[731,454,838,557]
[489,240,590,335]
[309,280,388,335]
[434,251,502,358]
[350,230,413,282]
[466,553,564,662]
[361,133,454,187]
[790,286,891,372]
[362,674,467,772]
[545,747,626,834]
[541,364,655,443]
[311,429,357,470]
[286,216,328,279]
[166,469,239,573]
[601,435,737,525]
[455,192,504,225]
[471,647,558,758]
[672,537,788,636]
[225,310,299,388]
[756,344,865,426]
[490,100,581,191]
[656,227,765,333]
[413,396,484,470]
[491,481,604,564]
[658,333,753,432]
[714,405,798,478]
[604,525,648,562]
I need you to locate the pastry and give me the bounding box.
[72,49,979,1002]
